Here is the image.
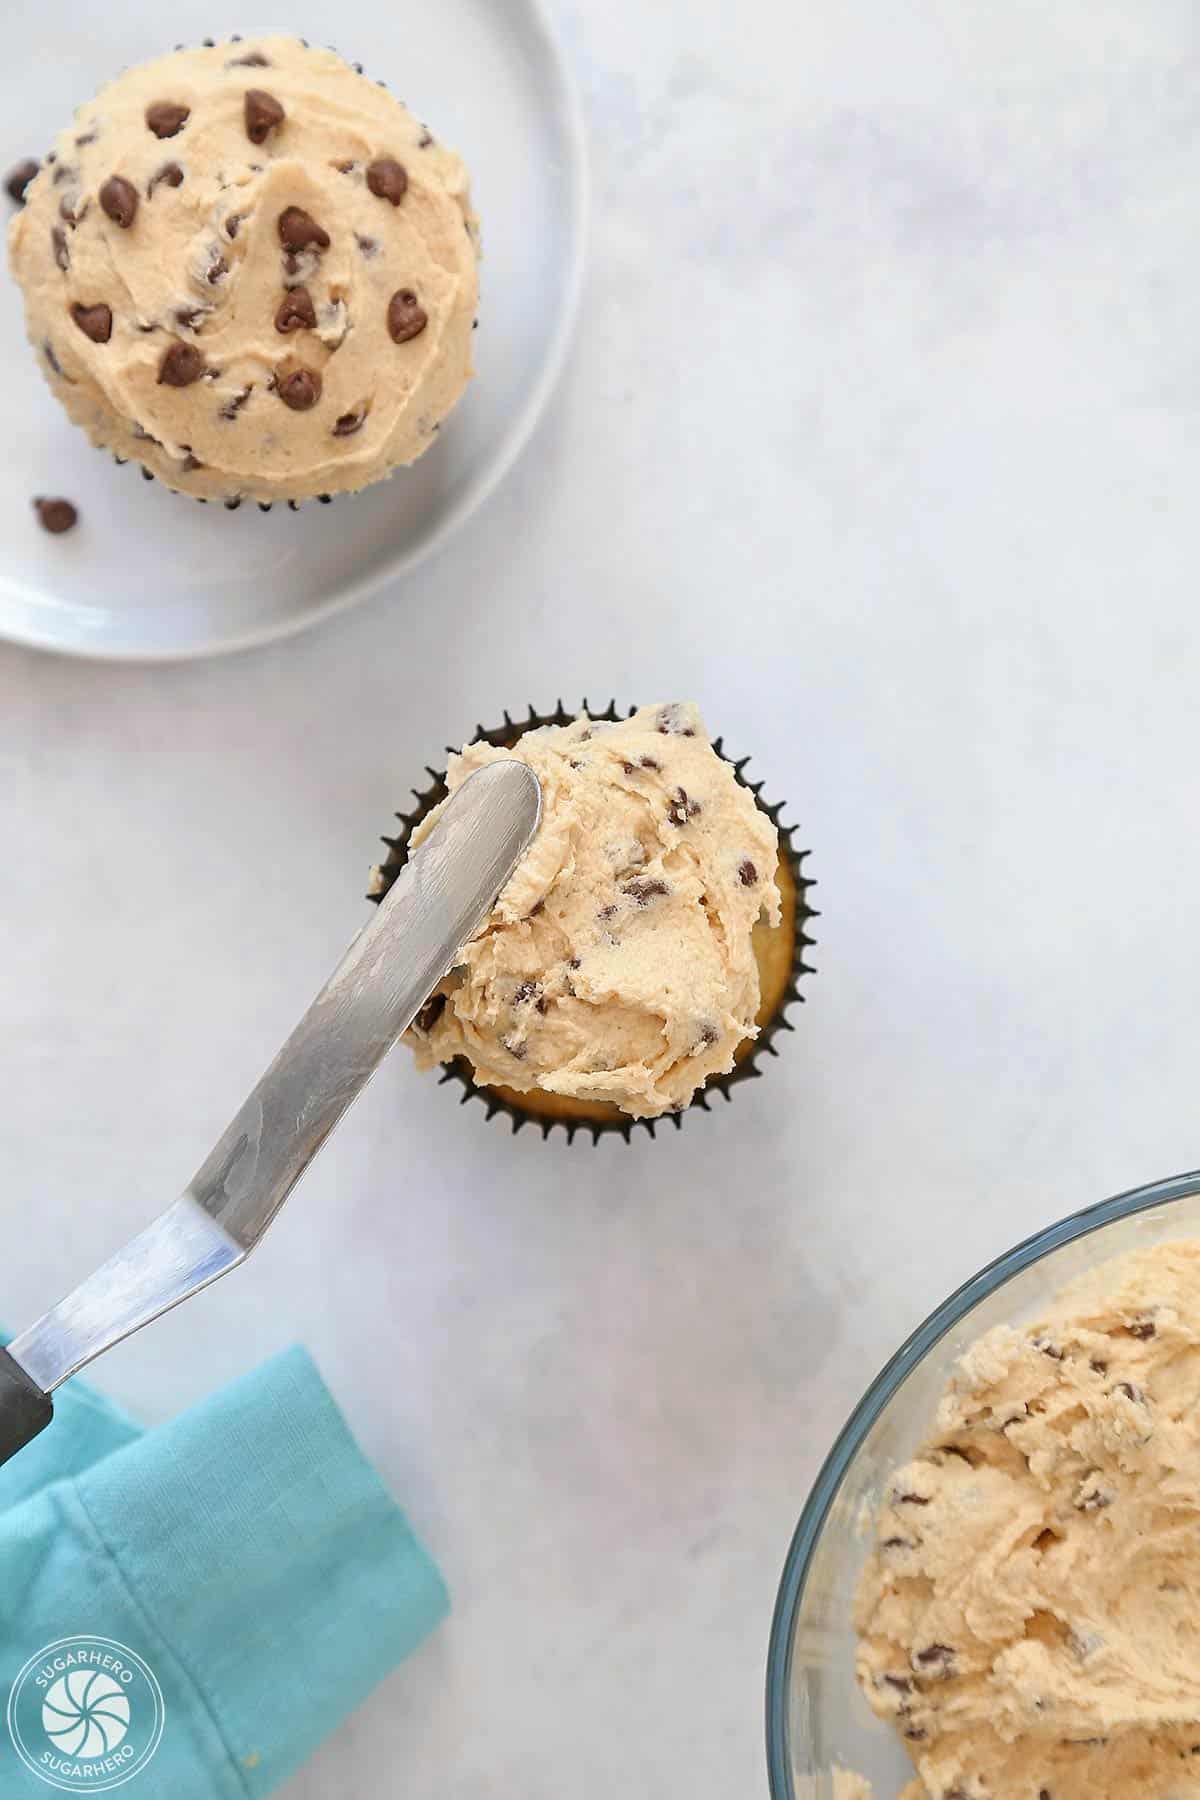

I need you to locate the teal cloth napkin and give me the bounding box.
[0,1347,448,1797]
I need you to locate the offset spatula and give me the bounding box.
[0,761,541,1469]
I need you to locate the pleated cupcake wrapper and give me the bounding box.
[100,33,434,513]
[369,700,818,1145]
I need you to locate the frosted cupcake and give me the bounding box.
[9,38,478,506]
[370,703,816,1139]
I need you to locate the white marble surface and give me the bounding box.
[4,0,1200,1793]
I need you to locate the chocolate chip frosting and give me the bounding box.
[855,1240,1200,1799]
[375,704,782,1120]
[9,38,479,503]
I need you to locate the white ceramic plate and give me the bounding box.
[0,1,586,660]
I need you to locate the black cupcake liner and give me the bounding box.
[369,701,818,1145]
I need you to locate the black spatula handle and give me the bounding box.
[0,1348,52,1468]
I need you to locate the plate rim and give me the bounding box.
[4,0,589,664]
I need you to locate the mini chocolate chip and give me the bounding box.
[181,453,204,472]
[33,496,77,534]
[880,1675,912,1695]
[1033,1337,1064,1360]
[206,254,228,285]
[621,761,636,774]
[1040,1791,1051,1800]
[514,980,544,1009]
[355,233,379,257]
[639,755,660,770]
[219,385,253,420]
[880,1536,916,1551]
[6,158,39,204]
[1114,1381,1146,1404]
[388,288,427,342]
[148,162,184,196]
[902,1728,926,1743]
[71,302,112,343]
[52,163,76,186]
[245,89,285,144]
[666,786,701,827]
[225,212,243,239]
[893,1490,930,1506]
[915,1644,954,1667]
[366,157,408,205]
[277,367,321,410]
[42,340,64,376]
[414,994,446,1034]
[51,227,70,271]
[278,205,329,251]
[502,1037,527,1061]
[567,957,582,970]
[695,1023,720,1049]
[100,174,138,227]
[1090,1359,1109,1375]
[656,704,696,736]
[332,407,366,437]
[75,127,99,147]
[158,341,205,386]
[146,101,190,139]
[228,49,270,67]
[597,904,619,922]
[738,859,758,886]
[275,286,316,332]
[174,305,206,330]
[623,878,669,906]
[1127,1318,1157,1339]
[418,127,434,149]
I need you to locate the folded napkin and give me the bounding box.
[0,1346,447,1796]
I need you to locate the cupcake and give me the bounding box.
[370,703,815,1139]
[9,38,479,506]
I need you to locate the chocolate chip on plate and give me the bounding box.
[387,288,427,343]
[219,385,253,420]
[245,89,285,145]
[71,302,112,343]
[277,206,329,251]
[366,157,408,205]
[738,859,758,886]
[146,101,190,139]
[332,407,366,437]
[148,163,184,196]
[33,496,77,534]
[100,174,138,228]
[158,341,206,386]
[6,158,39,204]
[51,226,70,271]
[275,286,316,332]
[277,367,321,410]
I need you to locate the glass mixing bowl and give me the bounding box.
[765,1167,1200,1799]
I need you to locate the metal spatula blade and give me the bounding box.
[0,760,541,1464]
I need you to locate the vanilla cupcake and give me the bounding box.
[9,37,478,506]
[370,703,816,1141]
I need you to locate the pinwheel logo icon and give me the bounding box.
[7,1637,165,1790]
